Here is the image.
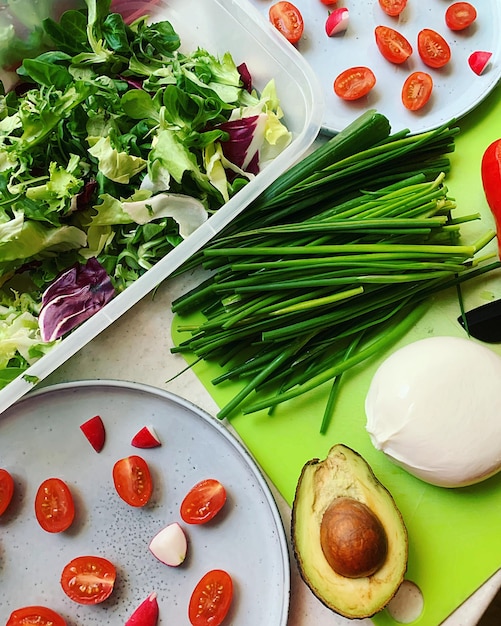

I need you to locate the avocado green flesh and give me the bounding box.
[292,444,408,619]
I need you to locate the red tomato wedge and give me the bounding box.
[61,555,116,605]
[445,2,477,31]
[80,414,106,452]
[0,468,14,516]
[113,455,153,507]
[417,28,451,69]
[188,569,233,626]
[378,0,407,17]
[320,0,338,4]
[126,592,159,626]
[334,66,376,100]
[269,1,304,45]
[35,477,75,533]
[375,26,412,64]
[180,478,227,524]
[402,71,433,111]
[7,606,66,626]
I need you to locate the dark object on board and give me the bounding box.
[458,299,501,343]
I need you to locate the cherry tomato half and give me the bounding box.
[334,66,376,101]
[378,0,407,17]
[7,606,66,626]
[375,26,412,65]
[417,28,451,69]
[445,2,477,31]
[112,454,153,507]
[188,569,233,626]
[180,478,227,525]
[0,468,14,516]
[61,555,116,605]
[401,71,433,111]
[35,477,75,533]
[269,1,304,45]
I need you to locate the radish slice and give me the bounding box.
[80,415,106,452]
[125,592,159,626]
[131,425,161,449]
[149,523,187,567]
[325,8,349,37]
[468,51,493,75]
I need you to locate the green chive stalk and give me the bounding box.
[170,112,500,430]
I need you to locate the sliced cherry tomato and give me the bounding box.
[188,569,233,626]
[61,555,116,605]
[334,66,376,101]
[320,0,338,4]
[401,71,433,111]
[417,28,451,69]
[180,478,227,525]
[378,0,407,17]
[375,26,412,64]
[35,477,75,533]
[269,1,304,45]
[7,606,66,626]
[0,468,14,516]
[113,455,153,507]
[445,2,477,31]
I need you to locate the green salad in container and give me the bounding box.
[0,0,291,388]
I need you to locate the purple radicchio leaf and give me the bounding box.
[121,75,144,90]
[237,62,253,93]
[217,114,267,176]
[74,179,98,212]
[111,0,160,24]
[39,257,115,342]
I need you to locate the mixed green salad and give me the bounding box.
[0,0,291,387]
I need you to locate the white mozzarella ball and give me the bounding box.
[365,336,501,487]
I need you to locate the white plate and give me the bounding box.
[249,0,501,134]
[0,381,290,625]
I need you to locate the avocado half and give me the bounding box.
[291,444,408,619]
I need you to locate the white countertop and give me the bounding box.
[40,271,501,626]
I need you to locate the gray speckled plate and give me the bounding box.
[0,381,290,625]
[249,0,501,135]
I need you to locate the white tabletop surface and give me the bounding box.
[39,270,501,626]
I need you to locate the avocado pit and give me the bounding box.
[320,496,388,578]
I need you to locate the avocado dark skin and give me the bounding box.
[291,444,408,619]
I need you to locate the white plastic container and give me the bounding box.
[0,0,323,414]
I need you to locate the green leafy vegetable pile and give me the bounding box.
[171,110,501,430]
[0,0,290,387]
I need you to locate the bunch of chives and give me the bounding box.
[171,111,500,430]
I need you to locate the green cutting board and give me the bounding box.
[172,84,501,626]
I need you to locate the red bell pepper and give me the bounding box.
[481,138,501,253]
